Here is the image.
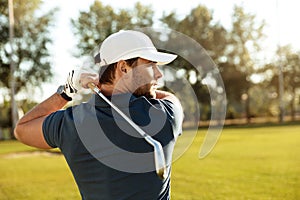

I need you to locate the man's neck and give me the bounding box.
[100,84,128,96]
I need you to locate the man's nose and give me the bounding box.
[153,65,163,80]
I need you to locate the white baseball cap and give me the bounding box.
[95,30,177,66]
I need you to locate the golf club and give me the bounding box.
[87,82,167,180]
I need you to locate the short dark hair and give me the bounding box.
[99,57,138,85]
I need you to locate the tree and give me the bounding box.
[268,45,300,121]
[0,0,57,132]
[161,5,228,121]
[223,5,266,122]
[0,100,12,128]
[219,61,248,119]
[162,5,266,122]
[71,0,154,57]
[283,49,300,120]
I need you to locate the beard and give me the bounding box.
[133,84,156,99]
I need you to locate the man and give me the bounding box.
[15,30,183,200]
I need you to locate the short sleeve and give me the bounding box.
[159,99,184,138]
[42,110,65,148]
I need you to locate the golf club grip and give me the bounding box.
[87,82,97,91]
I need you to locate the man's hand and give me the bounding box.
[64,70,99,97]
[64,70,80,98]
[79,72,99,89]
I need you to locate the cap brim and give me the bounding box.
[139,51,177,65]
[95,51,177,66]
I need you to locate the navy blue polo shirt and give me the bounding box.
[43,93,183,200]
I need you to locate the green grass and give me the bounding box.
[0,141,80,200]
[0,140,36,155]
[0,125,299,199]
[171,125,300,200]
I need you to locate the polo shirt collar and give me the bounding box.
[87,93,137,108]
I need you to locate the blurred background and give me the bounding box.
[1,0,300,137]
[1,1,300,199]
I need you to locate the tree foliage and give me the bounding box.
[0,0,56,128]
[161,5,228,117]
[221,5,266,120]
[161,5,267,120]
[267,45,300,119]
[0,0,56,94]
[71,0,154,57]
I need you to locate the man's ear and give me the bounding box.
[117,60,129,74]
[121,67,127,73]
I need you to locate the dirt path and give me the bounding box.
[1,150,61,159]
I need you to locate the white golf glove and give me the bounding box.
[78,72,99,89]
[64,69,99,97]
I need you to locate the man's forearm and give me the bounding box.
[17,93,68,125]
[155,90,173,99]
[155,90,181,103]
[14,93,69,149]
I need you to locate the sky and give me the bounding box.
[36,0,300,100]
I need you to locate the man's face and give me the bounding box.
[127,58,163,98]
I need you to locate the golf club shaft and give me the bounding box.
[87,83,167,179]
